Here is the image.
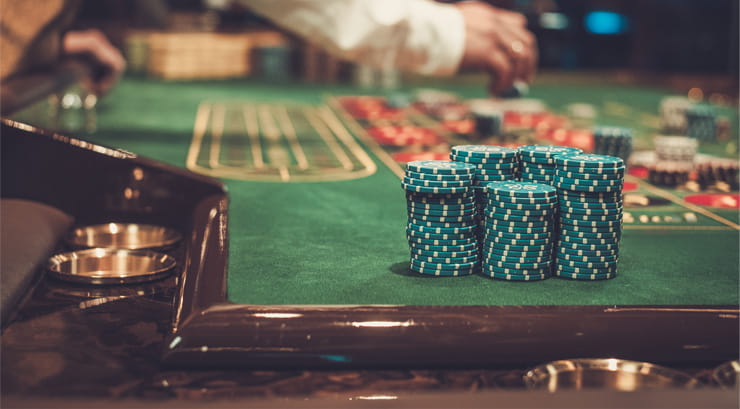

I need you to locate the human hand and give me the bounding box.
[455,1,537,95]
[62,29,126,95]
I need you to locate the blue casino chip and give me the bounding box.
[486,231,553,241]
[483,259,552,270]
[451,145,519,159]
[410,259,479,270]
[553,154,624,169]
[557,252,618,263]
[410,242,478,253]
[487,194,557,204]
[485,207,555,217]
[558,200,622,210]
[412,254,479,264]
[410,265,477,276]
[484,224,552,234]
[558,242,617,252]
[518,145,583,159]
[555,258,617,269]
[559,235,619,246]
[411,248,479,258]
[557,247,618,257]
[554,181,623,193]
[405,170,474,181]
[402,176,472,188]
[555,263,618,275]
[559,213,622,222]
[486,181,557,198]
[450,154,518,165]
[486,271,551,281]
[407,237,477,246]
[407,230,471,241]
[408,218,473,228]
[559,218,622,228]
[402,182,472,194]
[406,160,476,175]
[554,170,622,181]
[490,201,557,211]
[554,270,617,280]
[408,207,477,217]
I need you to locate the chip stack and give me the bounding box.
[696,160,740,190]
[660,96,692,134]
[592,126,633,162]
[552,154,624,280]
[654,136,698,162]
[470,105,503,137]
[646,161,692,187]
[403,160,480,276]
[518,145,583,185]
[449,145,520,243]
[480,181,557,281]
[686,105,717,141]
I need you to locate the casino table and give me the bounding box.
[2,73,739,405]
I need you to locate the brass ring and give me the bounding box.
[511,41,525,55]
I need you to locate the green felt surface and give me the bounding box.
[13,75,739,306]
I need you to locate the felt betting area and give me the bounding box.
[52,76,739,306]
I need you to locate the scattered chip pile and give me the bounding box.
[449,145,520,244]
[592,126,633,162]
[686,105,717,141]
[403,161,480,276]
[481,181,557,281]
[553,154,624,280]
[518,145,583,185]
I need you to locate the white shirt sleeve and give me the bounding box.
[241,0,465,76]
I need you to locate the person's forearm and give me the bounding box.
[243,0,465,76]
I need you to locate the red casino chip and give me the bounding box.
[623,181,638,192]
[684,193,740,209]
[540,128,594,152]
[393,152,451,162]
[442,119,473,134]
[367,126,442,146]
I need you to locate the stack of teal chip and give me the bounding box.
[518,145,582,185]
[481,181,557,281]
[592,126,633,163]
[403,160,480,276]
[552,154,624,280]
[685,105,716,141]
[450,145,520,245]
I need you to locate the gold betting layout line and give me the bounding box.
[258,104,290,181]
[318,105,377,177]
[627,175,740,230]
[242,104,264,169]
[326,97,404,179]
[209,104,225,169]
[186,102,212,173]
[303,107,354,171]
[276,106,309,170]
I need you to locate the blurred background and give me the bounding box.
[70,0,738,97]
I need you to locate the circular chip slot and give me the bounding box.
[66,223,182,250]
[524,358,697,391]
[47,249,176,285]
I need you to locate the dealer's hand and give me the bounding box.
[62,29,126,95]
[455,1,537,95]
